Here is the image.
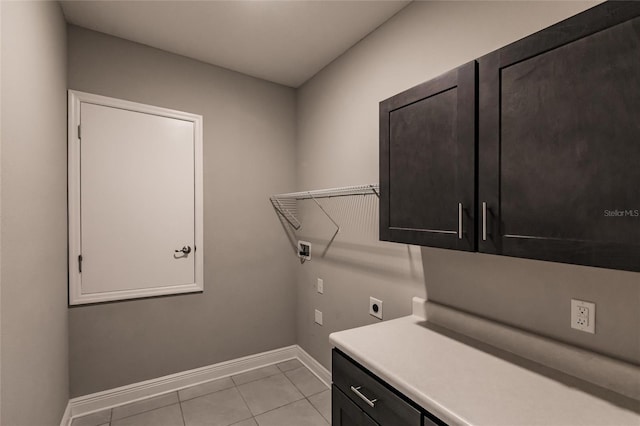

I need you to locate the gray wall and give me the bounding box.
[68,26,297,397]
[1,2,69,424]
[296,0,640,369]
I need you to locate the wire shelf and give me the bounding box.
[270,184,379,231]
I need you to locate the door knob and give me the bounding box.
[175,246,191,255]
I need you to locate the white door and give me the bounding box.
[68,91,203,305]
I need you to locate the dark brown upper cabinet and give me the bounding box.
[380,2,640,272]
[478,2,640,272]
[379,61,477,251]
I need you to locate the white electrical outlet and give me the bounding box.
[317,278,324,294]
[369,297,383,320]
[571,299,595,334]
[314,309,323,325]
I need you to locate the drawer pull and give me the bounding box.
[350,386,377,408]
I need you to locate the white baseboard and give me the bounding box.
[66,344,330,424]
[59,401,72,426]
[296,345,331,388]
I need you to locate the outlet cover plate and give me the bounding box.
[317,278,324,294]
[314,309,323,325]
[369,297,383,320]
[571,299,595,334]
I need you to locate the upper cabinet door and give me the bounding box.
[68,91,204,305]
[380,61,476,251]
[478,2,640,271]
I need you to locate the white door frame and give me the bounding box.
[68,90,204,305]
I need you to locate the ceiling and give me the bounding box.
[60,1,410,88]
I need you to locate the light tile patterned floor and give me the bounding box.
[71,359,331,426]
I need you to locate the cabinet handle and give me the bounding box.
[458,203,463,239]
[482,202,487,241]
[350,386,377,408]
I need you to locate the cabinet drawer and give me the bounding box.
[333,385,379,426]
[332,350,421,426]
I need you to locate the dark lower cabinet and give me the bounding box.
[478,1,640,272]
[379,61,476,251]
[332,349,446,426]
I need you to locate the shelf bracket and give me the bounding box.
[309,192,340,234]
[369,184,380,198]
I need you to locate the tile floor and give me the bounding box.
[71,359,331,426]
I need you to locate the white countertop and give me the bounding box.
[329,310,640,426]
